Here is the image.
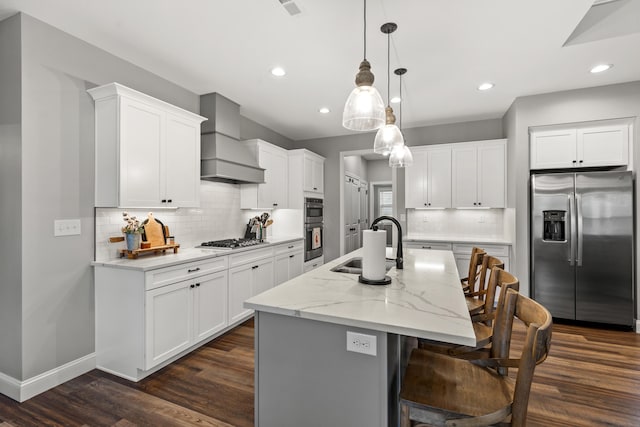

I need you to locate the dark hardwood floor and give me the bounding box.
[1,318,639,426]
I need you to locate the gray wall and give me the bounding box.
[504,81,640,312]
[240,115,294,150]
[294,119,503,262]
[367,159,392,183]
[6,12,201,382]
[344,155,368,180]
[0,14,23,379]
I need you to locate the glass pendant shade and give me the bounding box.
[389,143,414,168]
[373,123,404,155]
[342,85,385,131]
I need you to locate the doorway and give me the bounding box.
[340,151,394,255]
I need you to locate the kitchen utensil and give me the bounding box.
[142,213,166,247]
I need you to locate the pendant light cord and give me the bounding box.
[386,30,391,106]
[363,0,367,60]
[399,73,403,130]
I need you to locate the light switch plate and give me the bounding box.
[54,219,81,236]
[346,331,377,356]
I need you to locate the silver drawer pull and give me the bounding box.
[288,245,294,249]
[422,246,431,249]
[188,268,201,273]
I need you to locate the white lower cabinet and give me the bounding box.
[228,248,275,323]
[145,270,228,369]
[274,241,304,286]
[95,256,229,381]
[304,256,324,273]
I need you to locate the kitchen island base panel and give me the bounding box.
[255,311,408,427]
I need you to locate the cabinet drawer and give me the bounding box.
[452,243,509,257]
[406,242,452,251]
[229,247,274,268]
[273,240,304,256]
[146,257,228,290]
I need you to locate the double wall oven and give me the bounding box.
[304,197,323,262]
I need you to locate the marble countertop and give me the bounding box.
[91,235,303,272]
[404,235,513,245]
[245,247,476,345]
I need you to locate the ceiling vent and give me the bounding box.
[278,0,301,16]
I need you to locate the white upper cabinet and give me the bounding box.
[88,83,206,208]
[288,149,325,209]
[530,121,630,170]
[405,145,452,208]
[452,139,506,208]
[241,139,289,209]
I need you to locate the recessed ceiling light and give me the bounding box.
[271,67,286,77]
[319,107,330,114]
[478,82,494,91]
[590,64,612,74]
[390,96,401,104]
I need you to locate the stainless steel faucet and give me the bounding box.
[370,216,403,269]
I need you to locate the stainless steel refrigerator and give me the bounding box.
[531,171,635,326]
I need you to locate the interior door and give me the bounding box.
[531,173,576,319]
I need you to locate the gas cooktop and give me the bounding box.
[199,238,264,249]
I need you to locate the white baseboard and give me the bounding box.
[0,353,95,402]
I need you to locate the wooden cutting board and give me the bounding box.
[144,214,165,247]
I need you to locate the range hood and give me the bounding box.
[200,93,265,184]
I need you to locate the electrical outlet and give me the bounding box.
[478,215,485,223]
[423,213,429,222]
[346,331,377,356]
[54,219,81,236]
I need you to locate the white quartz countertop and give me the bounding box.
[91,236,303,272]
[245,247,476,345]
[404,235,512,245]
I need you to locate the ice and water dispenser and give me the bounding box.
[543,211,566,242]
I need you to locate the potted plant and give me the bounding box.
[122,212,144,251]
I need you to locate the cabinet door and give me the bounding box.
[578,125,629,167]
[530,129,577,169]
[228,265,254,324]
[145,281,192,369]
[477,142,505,208]
[405,150,427,208]
[289,251,304,280]
[193,271,228,343]
[253,257,275,296]
[274,253,290,286]
[120,97,164,207]
[451,145,478,208]
[428,147,452,208]
[312,157,324,193]
[259,146,289,208]
[164,113,200,207]
[303,155,315,193]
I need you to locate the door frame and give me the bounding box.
[339,150,399,256]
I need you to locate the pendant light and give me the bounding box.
[373,22,404,156]
[389,68,413,168]
[342,0,385,131]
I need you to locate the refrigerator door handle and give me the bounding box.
[576,193,583,267]
[568,193,575,266]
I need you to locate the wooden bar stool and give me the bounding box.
[400,288,552,427]
[465,255,505,315]
[419,267,519,361]
[460,247,486,294]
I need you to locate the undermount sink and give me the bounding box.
[330,257,395,274]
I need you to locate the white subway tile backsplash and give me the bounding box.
[407,209,506,240]
[95,181,248,261]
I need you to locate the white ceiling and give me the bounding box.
[1,0,639,141]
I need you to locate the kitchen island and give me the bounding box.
[244,247,474,427]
